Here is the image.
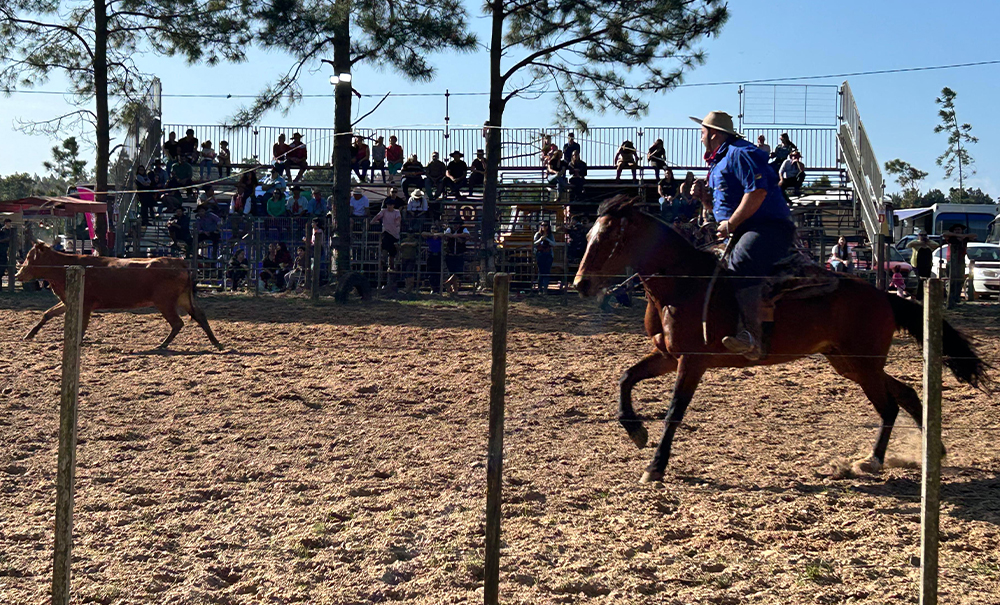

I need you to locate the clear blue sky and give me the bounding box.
[1,0,997,197]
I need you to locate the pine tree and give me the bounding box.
[883,158,928,204]
[44,137,90,183]
[933,87,977,198]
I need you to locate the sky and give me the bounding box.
[1,0,998,198]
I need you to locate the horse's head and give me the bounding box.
[15,241,51,282]
[573,195,646,297]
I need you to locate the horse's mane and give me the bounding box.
[598,195,720,272]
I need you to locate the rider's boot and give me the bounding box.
[721,284,764,361]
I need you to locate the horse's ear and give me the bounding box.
[34,240,48,249]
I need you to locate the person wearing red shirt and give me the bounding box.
[287,132,308,181]
[386,135,404,183]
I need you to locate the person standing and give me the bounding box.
[906,230,939,300]
[692,110,794,360]
[443,216,470,293]
[943,224,974,307]
[534,221,556,294]
[372,198,402,271]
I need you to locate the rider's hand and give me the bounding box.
[716,220,731,239]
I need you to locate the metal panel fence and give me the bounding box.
[163,124,840,172]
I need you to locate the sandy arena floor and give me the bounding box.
[1,291,998,604]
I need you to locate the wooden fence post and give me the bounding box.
[6,224,18,292]
[52,266,85,605]
[485,273,510,605]
[920,278,944,605]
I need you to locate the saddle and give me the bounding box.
[761,250,842,305]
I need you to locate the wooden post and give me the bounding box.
[920,278,944,605]
[484,273,510,605]
[52,266,85,605]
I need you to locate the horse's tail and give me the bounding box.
[887,294,991,390]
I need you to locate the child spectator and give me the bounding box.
[288,133,308,181]
[534,221,555,294]
[372,198,402,270]
[615,140,638,181]
[285,246,308,292]
[370,136,387,183]
[273,133,292,179]
[217,141,232,178]
[199,140,216,180]
[386,135,404,183]
[227,249,249,290]
[890,267,908,298]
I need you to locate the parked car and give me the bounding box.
[850,244,917,291]
[932,243,1000,299]
[895,233,942,253]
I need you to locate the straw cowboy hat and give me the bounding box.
[411,189,425,198]
[689,111,742,138]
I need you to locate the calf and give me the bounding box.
[16,242,223,350]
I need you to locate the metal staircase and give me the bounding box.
[836,81,883,246]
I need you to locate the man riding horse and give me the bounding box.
[692,111,795,360]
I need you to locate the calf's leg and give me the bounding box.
[156,305,185,349]
[24,302,66,340]
[189,304,223,350]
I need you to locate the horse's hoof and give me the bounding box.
[215,343,225,351]
[629,425,649,450]
[640,470,664,484]
[851,455,883,476]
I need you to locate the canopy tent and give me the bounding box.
[893,208,933,222]
[0,196,108,217]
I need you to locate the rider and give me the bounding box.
[691,111,795,360]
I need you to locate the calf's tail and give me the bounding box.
[887,294,991,390]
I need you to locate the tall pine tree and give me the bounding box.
[934,87,977,199]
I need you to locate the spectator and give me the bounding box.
[275,242,294,270]
[406,189,429,231]
[469,149,486,196]
[943,223,972,307]
[152,158,168,189]
[163,131,180,165]
[657,178,673,220]
[565,215,588,263]
[286,186,308,216]
[372,198,402,270]
[756,135,770,155]
[167,207,192,253]
[547,149,567,195]
[615,140,639,181]
[534,221,555,294]
[678,171,696,201]
[568,150,588,201]
[285,246,308,292]
[227,249,249,291]
[890,266,908,298]
[399,232,419,293]
[400,154,425,198]
[0,219,13,285]
[443,151,468,200]
[384,186,405,210]
[267,188,288,217]
[238,170,262,215]
[769,132,797,174]
[370,136,387,183]
[260,244,283,291]
[134,165,155,227]
[443,216,470,293]
[692,178,714,223]
[425,151,446,200]
[177,128,199,163]
[539,133,557,165]
[779,150,806,197]
[349,188,370,217]
[307,188,328,216]
[386,135,404,183]
[166,156,195,199]
[647,138,667,182]
[195,206,222,252]
[198,184,221,216]
[288,133,308,181]
[352,136,370,182]
[199,140,216,181]
[217,140,232,178]
[230,183,253,217]
[273,133,292,179]
[828,236,853,273]
[907,230,939,299]
[424,222,444,293]
[562,132,580,164]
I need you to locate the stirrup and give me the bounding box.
[722,330,762,361]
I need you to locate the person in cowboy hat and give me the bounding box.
[406,188,429,231]
[691,110,794,360]
[468,149,487,196]
[287,132,308,181]
[443,150,468,201]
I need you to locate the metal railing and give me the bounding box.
[113,79,163,255]
[837,81,883,243]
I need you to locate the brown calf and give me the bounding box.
[16,242,223,350]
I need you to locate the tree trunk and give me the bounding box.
[481,0,506,275]
[333,4,352,277]
[93,0,110,255]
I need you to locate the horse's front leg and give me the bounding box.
[619,351,678,449]
[641,356,706,483]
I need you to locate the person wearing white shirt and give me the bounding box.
[406,188,429,231]
[349,189,370,217]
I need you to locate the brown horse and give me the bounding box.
[16,242,223,350]
[574,196,988,483]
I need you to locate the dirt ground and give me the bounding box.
[1,290,998,605]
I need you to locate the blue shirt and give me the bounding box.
[708,139,790,223]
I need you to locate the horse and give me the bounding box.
[16,242,223,350]
[573,196,989,483]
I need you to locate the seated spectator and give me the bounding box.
[198,184,221,216]
[756,135,770,155]
[425,151,446,200]
[166,156,196,199]
[230,183,253,216]
[275,242,293,270]
[828,236,853,273]
[469,149,486,195]
[692,178,713,223]
[678,171,695,201]
[386,135,404,183]
[177,128,199,163]
[647,138,667,182]
[260,244,284,291]
[656,178,673,220]
[288,133,308,181]
[195,206,222,252]
[400,154,425,198]
[384,187,405,210]
[442,151,468,200]
[286,186,308,217]
[166,207,192,253]
[352,136,371,182]
[285,246,308,292]
[267,188,288,217]
[227,249,249,290]
[217,141,232,178]
[372,198,402,270]
[615,140,638,181]
[199,140,216,181]
[163,131,180,167]
[769,132,797,175]
[779,150,806,197]
[539,134,557,165]
[272,133,292,179]
[547,149,567,195]
[307,188,328,216]
[350,188,370,217]
[562,132,580,164]
[152,158,169,190]
[406,188,429,231]
[568,151,587,201]
[443,216,471,293]
[370,136,387,183]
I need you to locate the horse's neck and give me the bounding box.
[634,222,718,306]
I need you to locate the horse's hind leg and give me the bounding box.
[24,302,66,340]
[189,303,223,350]
[885,375,945,457]
[825,355,898,471]
[619,351,678,449]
